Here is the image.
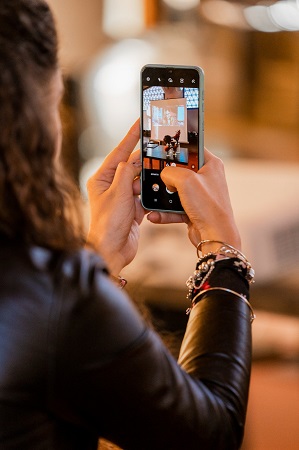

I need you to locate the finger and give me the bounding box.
[199,147,223,173]
[147,211,187,225]
[133,176,141,196]
[111,160,142,195]
[134,197,146,225]
[159,147,216,191]
[101,119,140,170]
[87,121,140,192]
[160,165,193,192]
[202,147,214,165]
[160,148,218,183]
[128,148,141,164]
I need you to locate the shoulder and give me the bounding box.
[45,248,147,372]
[33,247,147,348]
[28,245,108,289]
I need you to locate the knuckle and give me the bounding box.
[212,154,225,172]
[86,177,93,191]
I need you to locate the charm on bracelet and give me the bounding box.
[196,239,255,284]
[186,241,256,310]
[186,253,217,301]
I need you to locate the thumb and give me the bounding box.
[160,166,191,193]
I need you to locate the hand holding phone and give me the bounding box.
[140,64,204,213]
[87,120,145,275]
[147,148,242,251]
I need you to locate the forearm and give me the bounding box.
[178,261,252,448]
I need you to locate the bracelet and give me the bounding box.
[186,249,255,304]
[196,240,255,284]
[186,254,227,301]
[187,287,256,323]
[186,240,255,322]
[197,239,247,259]
[110,275,127,289]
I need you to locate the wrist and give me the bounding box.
[199,237,241,254]
[186,242,255,321]
[96,249,125,277]
[198,228,241,253]
[86,233,125,276]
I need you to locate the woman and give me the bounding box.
[0,1,253,449]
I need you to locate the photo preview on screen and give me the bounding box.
[151,97,188,143]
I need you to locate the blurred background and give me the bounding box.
[48,1,299,448]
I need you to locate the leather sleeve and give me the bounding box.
[49,250,252,450]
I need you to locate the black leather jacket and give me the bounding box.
[0,238,252,450]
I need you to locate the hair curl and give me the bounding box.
[0,0,84,250]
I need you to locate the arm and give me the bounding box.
[51,251,252,450]
[78,127,253,449]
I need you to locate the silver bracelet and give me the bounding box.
[197,239,246,259]
[196,239,255,284]
[188,286,256,323]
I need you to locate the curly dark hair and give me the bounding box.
[0,0,84,250]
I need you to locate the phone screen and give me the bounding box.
[140,64,204,213]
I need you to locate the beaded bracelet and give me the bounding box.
[186,253,222,301]
[196,239,255,283]
[186,252,254,303]
[186,240,256,322]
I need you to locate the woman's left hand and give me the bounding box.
[86,120,145,276]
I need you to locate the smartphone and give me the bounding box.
[140,64,204,213]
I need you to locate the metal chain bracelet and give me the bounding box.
[196,240,255,283]
[186,240,256,322]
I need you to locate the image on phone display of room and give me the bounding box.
[142,85,199,172]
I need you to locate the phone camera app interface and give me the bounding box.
[142,67,200,211]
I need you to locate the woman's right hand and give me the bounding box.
[147,148,241,252]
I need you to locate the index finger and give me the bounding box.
[101,119,140,171]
